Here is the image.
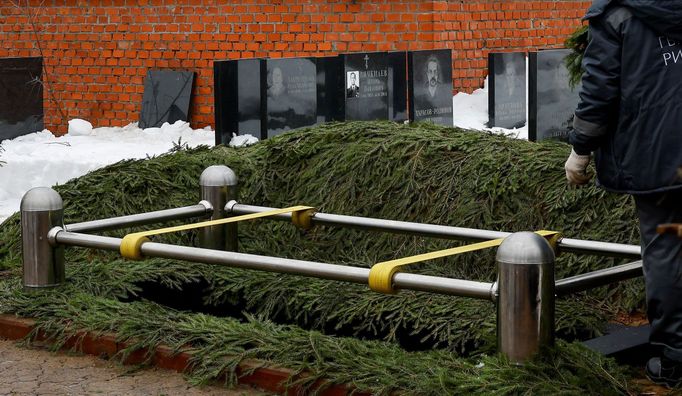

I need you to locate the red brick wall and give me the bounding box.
[0,0,590,134]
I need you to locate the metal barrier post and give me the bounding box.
[198,165,238,251]
[496,232,555,363]
[21,187,65,291]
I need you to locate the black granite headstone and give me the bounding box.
[139,70,194,129]
[0,57,43,141]
[408,49,453,126]
[342,52,389,121]
[213,60,233,145]
[266,58,317,138]
[214,59,263,145]
[488,52,526,129]
[528,49,581,142]
[388,52,408,123]
[316,56,344,123]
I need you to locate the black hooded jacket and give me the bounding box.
[570,0,682,194]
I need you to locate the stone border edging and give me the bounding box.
[0,314,369,396]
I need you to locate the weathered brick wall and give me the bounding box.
[0,0,589,134]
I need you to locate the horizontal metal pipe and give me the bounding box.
[392,272,494,299]
[52,229,122,251]
[52,230,641,298]
[52,230,495,300]
[557,238,641,259]
[65,203,211,233]
[555,261,643,296]
[230,204,641,259]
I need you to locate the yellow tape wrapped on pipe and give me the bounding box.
[368,230,560,294]
[120,205,315,260]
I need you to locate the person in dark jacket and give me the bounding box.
[565,0,682,387]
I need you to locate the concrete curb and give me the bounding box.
[0,314,369,396]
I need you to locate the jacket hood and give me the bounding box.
[586,0,682,40]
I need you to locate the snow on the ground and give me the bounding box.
[0,120,215,223]
[452,77,528,140]
[0,87,526,224]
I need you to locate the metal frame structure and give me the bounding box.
[20,165,643,364]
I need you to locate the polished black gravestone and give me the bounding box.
[388,52,408,122]
[139,70,194,129]
[0,57,43,141]
[214,58,320,144]
[214,59,263,144]
[488,52,526,129]
[528,49,581,142]
[266,58,317,138]
[342,52,389,121]
[408,49,453,126]
[316,56,344,123]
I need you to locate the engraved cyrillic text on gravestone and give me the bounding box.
[529,49,581,142]
[343,52,389,121]
[488,52,526,129]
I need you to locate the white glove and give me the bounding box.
[564,149,592,186]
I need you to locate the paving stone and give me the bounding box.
[0,339,268,395]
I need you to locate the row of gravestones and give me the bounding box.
[488,49,581,141]
[0,56,197,140]
[213,49,454,145]
[0,49,579,144]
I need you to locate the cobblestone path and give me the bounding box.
[0,339,267,395]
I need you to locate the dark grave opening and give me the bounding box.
[139,70,194,129]
[528,49,581,142]
[0,57,43,141]
[408,49,453,126]
[123,273,619,355]
[122,274,481,352]
[121,278,249,320]
[488,52,526,129]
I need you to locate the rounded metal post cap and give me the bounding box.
[496,231,555,264]
[20,187,63,212]
[199,165,237,187]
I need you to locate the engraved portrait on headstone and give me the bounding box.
[488,52,526,129]
[420,56,449,107]
[266,58,317,138]
[268,66,286,97]
[346,71,360,98]
[409,49,453,126]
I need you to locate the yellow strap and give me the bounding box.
[368,230,560,294]
[120,206,314,260]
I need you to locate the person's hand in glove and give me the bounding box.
[564,148,592,186]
